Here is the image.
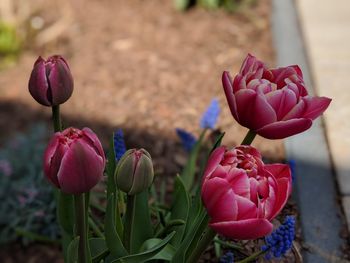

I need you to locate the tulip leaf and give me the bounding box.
[210,132,225,153]
[105,194,128,258]
[123,191,153,253]
[90,238,110,263]
[110,231,175,263]
[107,137,117,200]
[180,130,206,190]
[67,236,80,263]
[58,191,74,235]
[169,176,190,247]
[170,208,208,263]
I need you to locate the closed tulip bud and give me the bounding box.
[29,55,74,106]
[43,127,105,194]
[115,149,154,195]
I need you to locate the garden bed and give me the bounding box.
[0,0,305,262]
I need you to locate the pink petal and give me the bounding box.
[28,57,51,106]
[57,139,104,194]
[302,96,332,120]
[266,177,290,220]
[282,99,306,120]
[43,133,62,187]
[226,168,250,198]
[235,89,277,130]
[202,177,238,221]
[48,58,74,105]
[249,177,259,204]
[266,86,297,120]
[210,218,273,240]
[256,118,312,139]
[202,146,226,183]
[222,71,239,121]
[82,128,105,162]
[236,195,257,220]
[265,164,292,196]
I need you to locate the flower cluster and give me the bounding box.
[114,129,127,161]
[220,251,234,263]
[200,98,220,129]
[262,216,296,259]
[176,128,197,152]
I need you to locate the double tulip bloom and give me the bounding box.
[28,55,74,106]
[222,54,331,139]
[43,127,105,194]
[201,145,292,240]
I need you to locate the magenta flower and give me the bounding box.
[222,54,331,139]
[201,146,292,240]
[43,127,105,194]
[29,55,74,106]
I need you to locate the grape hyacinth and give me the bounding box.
[114,129,127,161]
[220,251,234,263]
[262,216,296,259]
[200,98,220,129]
[176,128,197,152]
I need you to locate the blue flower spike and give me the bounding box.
[262,216,296,259]
[176,128,197,152]
[200,98,220,129]
[114,129,127,161]
[220,251,234,263]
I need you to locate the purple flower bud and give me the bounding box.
[115,149,154,195]
[43,127,105,194]
[28,55,74,106]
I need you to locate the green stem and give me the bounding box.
[187,224,216,263]
[52,105,62,132]
[74,194,91,263]
[236,250,266,263]
[88,217,104,238]
[213,237,244,251]
[241,130,256,145]
[123,194,136,252]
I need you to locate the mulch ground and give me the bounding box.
[0,0,299,262]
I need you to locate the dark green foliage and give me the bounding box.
[0,124,59,245]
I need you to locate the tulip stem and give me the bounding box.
[187,226,216,263]
[74,193,91,263]
[123,194,136,252]
[52,105,62,132]
[241,130,256,145]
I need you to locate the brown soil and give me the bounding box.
[0,0,291,262]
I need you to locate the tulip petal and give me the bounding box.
[266,86,297,120]
[43,133,62,187]
[226,168,250,198]
[49,58,74,105]
[265,164,292,196]
[202,146,225,183]
[302,96,332,120]
[282,99,306,120]
[210,218,273,240]
[222,71,239,121]
[57,139,104,194]
[256,118,312,139]
[236,195,257,220]
[235,89,277,130]
[28,57,51,106]
[202,177,238,221]
[82,127,105,162]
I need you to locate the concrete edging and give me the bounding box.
[271,0,345,262]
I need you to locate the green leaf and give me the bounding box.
[123,191,153,253]
[210,132,225,153]
[180,130,206,190]
[105,194,128,258]
[170,208,208,263]
[111,232,175,263]
[90,238,109,263]
[107,137,117,200]
[141,238,176,261]
[67,236,80,263]
[169,176,190,247]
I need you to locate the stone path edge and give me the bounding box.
[271,0,346,262]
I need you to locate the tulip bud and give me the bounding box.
[28,55,74,106]
[115,149,154,195]
[43,127,105,194]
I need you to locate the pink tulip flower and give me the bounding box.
[222,54,331,139]
[201,145,292,240]
[43,127,105,194]
[29,55,74,106]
